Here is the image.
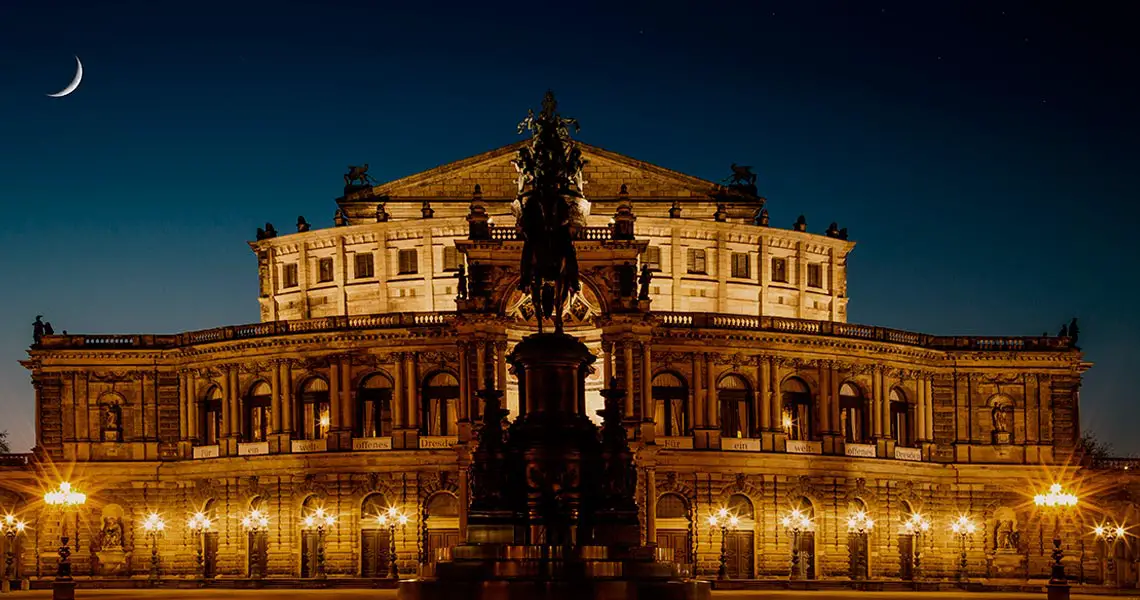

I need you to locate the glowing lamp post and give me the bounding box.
[707,508,739,580]
[902,513,930,580]
[1034,483,1078,599]
[950,515,977,583]
[845,511,874,581]
[241,509,270,580]
[141,513,166,583]
[1093,523,1126,587]
[43,481,86,600]
[187,512,212,582]
[301,508,336,579]
[780,509,812,580]
[2,515,27,592]
[377,507,408,580]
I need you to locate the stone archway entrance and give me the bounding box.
[655,493,693,574]
[423,492,461,574]
[360,493,392,578]
[725,494,755,579]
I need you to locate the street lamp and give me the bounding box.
[376,506,408,580]
[2,515,27,592]
[187,512,212,582]
[1092,523,1126,587]
[902,513,931,580]
[301,508,336,579]
[780,508,812,580]
[1034,482,1079,599]
[240,509,270,580]
[141,512,165,583]
[845,510,874,581]
[707,508,739,580]
[43,481,86,600]
[950,515,977,583]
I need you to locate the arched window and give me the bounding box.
[781,377,814,441]
[244,381,272,442]
[199,386,223,445]
[728,494,755,520]
[657,494,689,520]
[98,393,124,442]
[839,383,868,443]
[718,374,753,439]
[360,493,392,578]
[652,372,688,437]
[300,378,330,441]
[424,492,461,565]
[422,372,459,436]
[889,388,911,447]
[358,373,394,438]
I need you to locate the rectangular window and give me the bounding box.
[686,248,707,274]
[807,263,822,288]
[317,257,334,283]
[771,257,788,283]
[354,253,374,279]
[282,263,298,289]
[644,246,662,271]
[731,252,750,279]
[398,249,418,275]
[442,246,459,271]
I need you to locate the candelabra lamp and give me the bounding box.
[1034,483,1079,600]
[240,509,270,580]
[780,509,812,580]
[377,507,409,580]
[1,515,27,593]
[845,511,874,581]
[950,515,977,584]
[1093,523,1126,588]
[301,508,336,580]
[902,513,930,581]
[140,513,165,584]
[43,481,86,600]
[187,512,212,584]
[706,508,739,581]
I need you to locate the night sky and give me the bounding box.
[0,1,1136,454]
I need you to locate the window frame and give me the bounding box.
[441,246,460,272]
[687,248,707,275]
[731,252,751,279]
[644,246,662,271]
[282,263,299,289]
[397,249,419,275]
[354,252,375,279]
[771,257,788,283]
[807,263,823,288]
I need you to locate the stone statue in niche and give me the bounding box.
[995,519,1014,550]
[638,263,652,301]
[101,404,123,442]
[101,517,124,551]
[991,402,1013,444]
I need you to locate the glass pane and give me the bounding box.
[363,402,377,438]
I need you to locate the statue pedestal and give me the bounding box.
[992,551,1024,578]
[51,579,75,600]
[95,549,128,576]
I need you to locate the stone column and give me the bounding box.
[328,355,342,432]
[187,371,198,442]
[457,342,470,424]
[227,366,239,441]
[692,353,705,429]
[281,361,293,435]
[178,372,189,441]
[768,358,781,431]
[624,342,636,419]
[406,353,419,430]
[641,343,652,433]
[646,468,658,544]
[340,357,353,434]
[475,342,487,395]
[270,362,282,435]
[829,363,840,434]
[758,358,771,432]
[924,377,935,441]
[915,375,926,442]
[602,341,613,384]
[880,371,891,439]
[871,367,883,438]
[496,341,508,393]
[393,353,406,429]
[704,353,716,428]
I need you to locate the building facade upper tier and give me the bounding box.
[251,142,854,324]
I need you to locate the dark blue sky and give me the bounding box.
[0,1,1136,454]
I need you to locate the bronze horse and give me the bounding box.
[344,164,377,187]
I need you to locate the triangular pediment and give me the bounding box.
[365,141,717,201]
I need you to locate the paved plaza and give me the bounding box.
[6,590,1140,600]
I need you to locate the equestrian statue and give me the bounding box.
[512,91,590,334]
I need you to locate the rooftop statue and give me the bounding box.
[512,91,590,334]
[344,164,377,189]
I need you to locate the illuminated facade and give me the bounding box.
[2,139,1126,587]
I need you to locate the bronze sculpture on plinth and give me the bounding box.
[398,93,708,600]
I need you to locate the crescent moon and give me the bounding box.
[47,56,83,98]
